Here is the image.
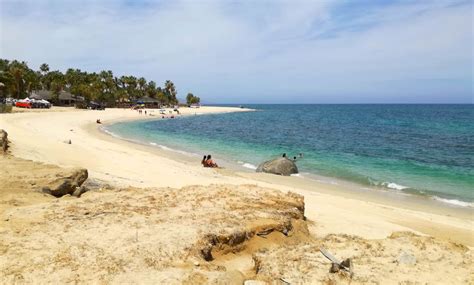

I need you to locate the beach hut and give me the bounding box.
[30,90,84,106]
[135,96,160,109]
[116,97,132,108]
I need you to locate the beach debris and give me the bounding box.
[63,139,72,144]
[397,251,417,265]
[0,129,9,153]
[320,248,353,277]
[41,168,88,197]
[256,228,274,238]
[256,157,298,176]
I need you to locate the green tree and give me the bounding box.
[0,58,186,107]
[8,60,31,99]
[164,80,178,105]
[137,77,146,97]
[40,63,49,74]
[186,93,200,105]
[50,81,62,103]
[146,80,158,98]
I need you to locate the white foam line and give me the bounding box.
[433,196,474,208]
[242,163,257,170]
[381,182,409,190]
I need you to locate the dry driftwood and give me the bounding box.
[320,248,354,277]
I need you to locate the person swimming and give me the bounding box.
[282,153,287,158]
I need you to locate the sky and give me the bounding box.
[0,0,472,103]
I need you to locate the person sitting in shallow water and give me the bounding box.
[205,154,218,168]
[201,155,207,167]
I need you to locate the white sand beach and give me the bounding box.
[1,106,473,284]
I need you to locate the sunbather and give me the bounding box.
[205,154,218,168]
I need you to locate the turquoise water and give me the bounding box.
[106,104,474,207]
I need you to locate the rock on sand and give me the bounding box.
[256,157,298,176]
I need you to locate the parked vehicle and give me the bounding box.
[5,98,16,106]
[88,101,105,110]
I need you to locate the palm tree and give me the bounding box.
[146,80,157,98]
[9,64,25,98]
[164,80,178,105]
[137,77,147,97]
[0,58,185,107]
[40,63,49,75]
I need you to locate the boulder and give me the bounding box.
[256,157,298,176]
[72,186,89,198]
[42,168,88,197]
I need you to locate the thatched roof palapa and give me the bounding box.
[30,90,84,101]
[135,96,160,104]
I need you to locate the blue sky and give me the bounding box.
[0,0,472,103]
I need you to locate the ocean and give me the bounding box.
[105,104,474,207]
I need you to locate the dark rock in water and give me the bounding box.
[47,168,88,197]
[256,157,298,176]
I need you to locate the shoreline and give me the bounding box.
[102,117,473,214]
[1,106,473,247]
[103,108,474,211]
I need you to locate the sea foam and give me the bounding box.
[381,182,408,190]
[101,127,123,139]
[433,197,474,208]
[242,163,257,170]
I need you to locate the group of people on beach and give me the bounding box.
[201,154,218,168]
[282,153,303,161]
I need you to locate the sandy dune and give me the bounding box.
[1,156,472,284]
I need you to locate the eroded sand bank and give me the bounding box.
[0,155,472,284]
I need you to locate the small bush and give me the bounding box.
[0,104,12,113]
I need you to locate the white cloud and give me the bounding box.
[0,0,472,103]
